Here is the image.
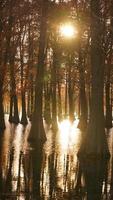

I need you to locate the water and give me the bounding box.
[0,115,113,199]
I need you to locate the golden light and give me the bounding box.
[60,24,78,38]
[58,118,80,150]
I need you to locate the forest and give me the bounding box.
[0,0,113,199]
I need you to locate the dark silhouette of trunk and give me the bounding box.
[21,92,28,125]
[68,65,75,122]
[28,0,48,145]
[51,45,58,131]
[9,95,13,122]
[30,82,34,120]
[65,73,68,117]
[105,6,113,129]
[13,95,19,123]
[78,50,87,130]
[20,52,28,125]
[78,0,110,158]
[27,19,34,120]
[27,91,30,118]
[57,81,62,121]
[9,56,19,124]
[44,84,51,125]
[27,75,34,121]
[105,63,112,129]
[0,80,5,131]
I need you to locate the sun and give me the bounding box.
[60,24,77,38]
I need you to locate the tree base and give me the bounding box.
[9,116,20,124]
[20,118,28,126]
[27,123,47,147]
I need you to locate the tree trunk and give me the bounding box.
[68,66,75,122]
[13,95,19,123]
[20,53,28,125]
[57,82,62,121]
[28,0,48,145]
[105,64,112,129]
[65,73,68,117]
[0,80,5,131]
[9,57,19,124]
[51,46,58,131]
[78,50,87,130]
[78,0,110,158]
[44,84,51,125]
[9,94,13,123]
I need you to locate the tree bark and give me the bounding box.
[28,0,48,145]
[78,49,87,130]
[105,63,112,129]
[51,46,58,130]
[9,56,19,124]
[78,0,110,158]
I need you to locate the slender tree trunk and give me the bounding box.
[68,65,75,122]
[78,51,87,130]
[27,90,31,118]
[9,57,19,124]
[105,63,112,129]
[13,95,19,123]
[20,53,28,125]
[20,93,28,125]
[57,82,62,121]
[51,45,58,130]
[65,72,68,117]
[28,0,48,145]
[44,84,51,125]
[105,3,113,129]
[0,79,5,131]
[9,95,13,123]
[30,83,34,118]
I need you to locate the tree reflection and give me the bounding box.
[0,136,4,199]
[0,121,113,199]
[48,152,58,198]
[74,157,109,200]
[110,153,113,199]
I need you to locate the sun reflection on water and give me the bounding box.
[58,118,80,151]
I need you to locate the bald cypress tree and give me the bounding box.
[28,0,48,146]
[78,0,110,158]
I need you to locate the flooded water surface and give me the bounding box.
[0,115,113,200]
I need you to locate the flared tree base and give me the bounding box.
[20,117,28,126]
[28,121,47,148]
[9,116,20,125]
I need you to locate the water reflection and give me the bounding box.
[0,117,113,199]
[74,158,109,200]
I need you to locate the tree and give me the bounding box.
[28,0,48,146]
[78,0,110,158]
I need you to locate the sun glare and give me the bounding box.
[58,118,80,150]
[60,24,78,38]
